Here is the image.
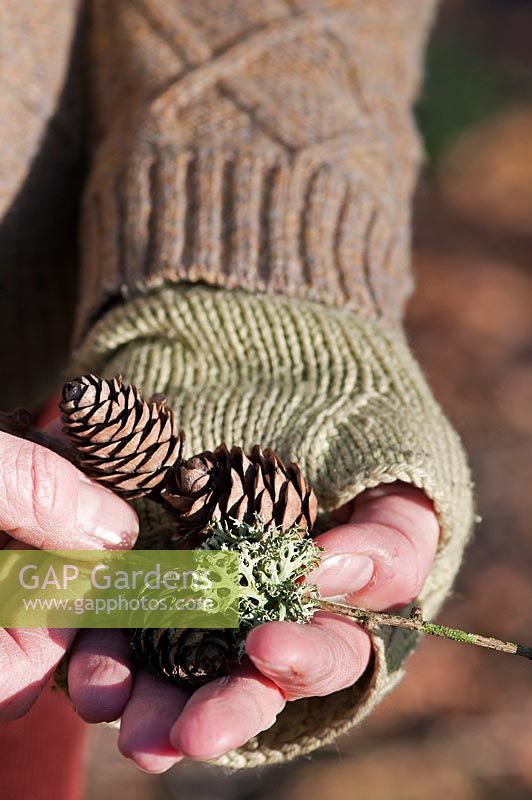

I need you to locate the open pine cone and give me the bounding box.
[162,443,318,544]
[60,375,182,498]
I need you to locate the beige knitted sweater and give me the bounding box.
[0,0,476,770]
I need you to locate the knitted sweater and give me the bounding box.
[0,0,476,770]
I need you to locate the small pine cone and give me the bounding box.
[162,443,318,543]
[129,627,238,688]
[60,374,182,498]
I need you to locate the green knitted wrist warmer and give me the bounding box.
[70,284,476,769]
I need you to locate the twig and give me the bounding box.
[318,599,532,660]
[0,409,76,465]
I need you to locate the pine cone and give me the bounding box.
[162,443,318,543]
[129,627,238,687]
[60,374,182,498]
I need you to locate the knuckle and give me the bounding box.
[383,524,424,603]
[19,443,62,533]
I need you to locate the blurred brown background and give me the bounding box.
[84,1,532,798]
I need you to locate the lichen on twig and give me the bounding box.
[318,599,532,660]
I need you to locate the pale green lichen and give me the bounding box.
[422,622,476,645]
[201,516,323,654]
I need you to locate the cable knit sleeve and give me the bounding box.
[76,0,437,339]
[68,0,477,769]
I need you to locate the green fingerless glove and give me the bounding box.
[70,283,476,769]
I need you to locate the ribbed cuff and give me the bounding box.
[75,145,413,344]
[69,284,476,768]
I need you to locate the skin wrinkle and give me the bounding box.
[381,523,422,602]
[28,444,61,536]
[78,653,126,688]
[0,639,21,701]
[1,434,67,545]
[313,615,365,692]
[232,683,275,730]
[0,436,23,536]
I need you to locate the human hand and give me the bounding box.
[67,479,439,772]
[0,427,139,721]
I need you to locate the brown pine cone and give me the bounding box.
[60,374,182,498]
[161,443,318,543]
[129,627,239,688]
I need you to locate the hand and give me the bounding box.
[0,429,139,720]
[67,480,439,772]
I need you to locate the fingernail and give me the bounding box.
[249,654,296,678]
[77,479,139,549]
[310,553,374,597]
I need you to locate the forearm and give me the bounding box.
[75,0,438,343]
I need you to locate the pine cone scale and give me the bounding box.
[162,442,318,542]
[60,375,182,498]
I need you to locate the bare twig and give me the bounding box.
[319,599,532,660]
[0,409,76,464]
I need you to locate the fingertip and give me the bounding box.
[245,620,306,675]
[118,670,187,770]
[170,664,284,760]
[76,477,140,550]
[170,714,235,761]
[67,631,132,723]
[118,741,182,774]
[0,432,139,550]
[247,615,371,699]
[0,629,72,721]
[69,668,132,724]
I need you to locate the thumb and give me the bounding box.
[0,431,139,550]
[308,482,440,610]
